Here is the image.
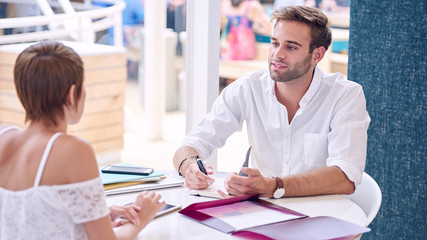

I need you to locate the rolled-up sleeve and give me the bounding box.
[327,83,371,186]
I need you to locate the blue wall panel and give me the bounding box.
[348,1,426,239]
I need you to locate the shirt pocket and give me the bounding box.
[304,133,329,169]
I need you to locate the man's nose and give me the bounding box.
[272,46,286,60]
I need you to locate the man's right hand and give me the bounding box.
[182,161,215,190]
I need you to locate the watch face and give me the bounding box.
[274,188,285,199]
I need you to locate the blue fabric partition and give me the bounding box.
[348,1,426,239]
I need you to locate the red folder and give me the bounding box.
[179,195,370,240]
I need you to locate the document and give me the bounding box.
[198,201,301,231]
[179,195,370,239]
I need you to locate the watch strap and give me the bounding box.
[274,177,283,189]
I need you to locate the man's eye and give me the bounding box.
[288,46,296,50]
[271,42,279,46]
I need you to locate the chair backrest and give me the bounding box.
[344,172,382,226]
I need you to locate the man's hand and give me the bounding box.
[223,167,276,197]
[174,146,215,190]
[183,161,215,190]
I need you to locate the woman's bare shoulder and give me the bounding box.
[57,134,93,150]
[46,134,100,183]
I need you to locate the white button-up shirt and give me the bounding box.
[183,67,371,186]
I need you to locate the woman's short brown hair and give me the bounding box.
[271,6,332,53]
[14,42,84,126]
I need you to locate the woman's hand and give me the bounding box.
[109,204,141,227]
[134,191,165,229]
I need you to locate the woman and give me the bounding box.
[0,41,165,239]
[220,0,272,60]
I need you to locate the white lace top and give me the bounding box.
[0,126,110,240]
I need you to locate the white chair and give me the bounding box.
[345,172,382,226]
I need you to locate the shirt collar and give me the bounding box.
[269,76,275,97]
[299,66,322,108]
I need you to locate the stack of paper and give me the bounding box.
[104,176,166,190]
[105,177,185,196]
[99,165,184,195]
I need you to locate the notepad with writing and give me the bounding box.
[179,195,370,239]
[188,177,226,199]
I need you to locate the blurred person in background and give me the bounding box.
[220,0,272,61]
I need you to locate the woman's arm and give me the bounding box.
[84,192,165,240]
[249,1,272,35]
[49,137,165,240]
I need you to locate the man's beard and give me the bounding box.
[269,53,312,83]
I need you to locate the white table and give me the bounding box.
[106,171,367,239]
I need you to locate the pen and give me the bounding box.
[196,155,207,175]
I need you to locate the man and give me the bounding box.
[173,6,370,198]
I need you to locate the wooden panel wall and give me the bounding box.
[0,41,127,154]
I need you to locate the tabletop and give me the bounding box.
[106,171,367,239]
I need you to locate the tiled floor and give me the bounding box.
[102,79,249,173]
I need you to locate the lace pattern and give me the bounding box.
[0,177,109,240]
[52,177,109,223]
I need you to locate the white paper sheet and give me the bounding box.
[198,201,302,231]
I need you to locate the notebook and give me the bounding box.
[188,177,227,199]
[99,164,165,185]
[105,177,184,196]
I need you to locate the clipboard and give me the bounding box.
[179,195,370,239]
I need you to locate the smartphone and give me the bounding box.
[125,202,181,218]
[155,203,182,217]
[101,165,154,176]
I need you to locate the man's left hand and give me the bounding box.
[223,167,276,198]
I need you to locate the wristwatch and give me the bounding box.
[273,177,285,199]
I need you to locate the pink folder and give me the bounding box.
[179,195,370,240]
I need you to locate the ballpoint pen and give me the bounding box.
[195,155,207,175]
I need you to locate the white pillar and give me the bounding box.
[144,0,166,140]
[186,0,221,169]
[113,10,123,47]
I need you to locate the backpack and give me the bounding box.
[220,2,256,60]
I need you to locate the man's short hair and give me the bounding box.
[271,6,332,52]
[14,42,84,126]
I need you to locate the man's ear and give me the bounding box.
[66,84,76,107]
[313,46,326,64]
